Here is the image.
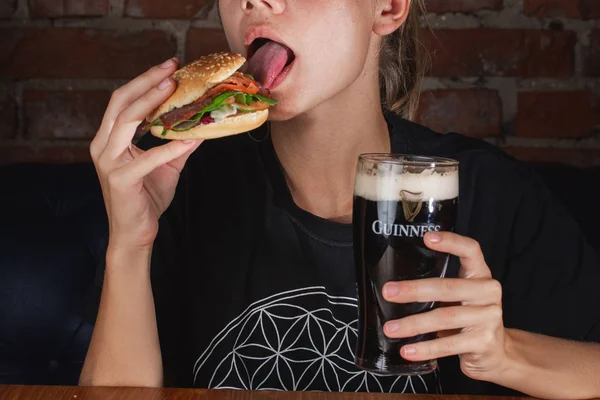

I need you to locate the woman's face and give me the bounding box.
[219,0,380,120]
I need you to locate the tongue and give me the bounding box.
[247,41,293,89]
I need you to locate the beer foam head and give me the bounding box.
[354,167,459,201]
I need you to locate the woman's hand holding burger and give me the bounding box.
[91,51,276,257]
[90,57,202,252]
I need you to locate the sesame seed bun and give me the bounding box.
[146,52,246,123]
[145,52,273,141]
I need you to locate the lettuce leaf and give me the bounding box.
[155,91,279,135]
[252,94,278,105]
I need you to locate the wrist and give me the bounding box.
[106,241,153,274]
[489,328,531,389]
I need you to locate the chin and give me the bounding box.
[268,108,299,121]
[265,97,307,121]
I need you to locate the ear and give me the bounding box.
[373,0,411,36]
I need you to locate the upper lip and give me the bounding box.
[244,24,293,59]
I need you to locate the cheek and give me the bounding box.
[218,0,244,53]
[297,9,373,91]
[270,21,372,120]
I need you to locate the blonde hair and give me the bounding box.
[379,0,427,120]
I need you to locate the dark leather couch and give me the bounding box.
[1,160,599,386]
[0,162,106,385]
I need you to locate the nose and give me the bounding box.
[240,0,285,15]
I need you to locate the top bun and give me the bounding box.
[146,52,246,122]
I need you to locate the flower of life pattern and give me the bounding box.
[193,287,437,393]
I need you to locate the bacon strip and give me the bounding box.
[191,73,261,107]
[158,98,213,131]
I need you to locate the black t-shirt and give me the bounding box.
[136,112,600,395]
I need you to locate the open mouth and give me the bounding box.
[248,38,268,60]
[246,37,296,90]
[248,37,296,67]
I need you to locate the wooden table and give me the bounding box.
[0,386,530,400]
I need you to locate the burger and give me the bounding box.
[142,52,277,140]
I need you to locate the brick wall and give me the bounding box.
[0,0,599,167]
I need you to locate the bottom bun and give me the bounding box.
[150,110,269,140]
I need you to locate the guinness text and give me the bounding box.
[372,220,441,238]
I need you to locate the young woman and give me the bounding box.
[79,0,600,397]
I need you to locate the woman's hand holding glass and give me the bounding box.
[382,232,507,382]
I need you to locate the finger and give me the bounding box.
[400,331,481,362]
[382,277,502,305]
[104,57,179,130]
[104,76,176,159]
[424,231,491,279]
[384,305,501,339]
[147,140,202,183]
[129,144,144,158]
[93,57,179,153]
[112,140,197,185]
[167,140,203,173]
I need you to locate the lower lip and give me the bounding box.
[269,59,296,91]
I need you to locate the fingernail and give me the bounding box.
[183,140,194,144]
[403,346,417,356]
[384,283,400,298]
[159,58,174,69]
[158,77,171,90]
[427,232,442,243]
[385,321,400,334]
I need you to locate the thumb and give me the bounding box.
[168,140,203,173]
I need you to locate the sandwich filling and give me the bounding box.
[143,72,277,135]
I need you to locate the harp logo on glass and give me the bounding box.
[371,190,441,238]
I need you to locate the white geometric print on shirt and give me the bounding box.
[193,287,439,393]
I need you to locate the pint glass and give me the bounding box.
[353,154,459,375]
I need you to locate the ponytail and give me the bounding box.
[379,0,427,120]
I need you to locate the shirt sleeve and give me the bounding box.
[500,167,600,343]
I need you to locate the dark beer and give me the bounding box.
[353,155,458,375]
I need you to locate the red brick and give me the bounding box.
[503,147,600,168]
[422,29,576,78]
[186,28,229,62]
[0,0,17,18]
[0,28,177,79]
[580,0,600,18]
[0,87,17,139]
[125,0,211,19]
[515,92,600,138]
[416,89,502,137]
[584,30,600,77]
[524,0,580,18]
[0,145,91,165]
[23,90,111,140]
[29,0,108,18]
[424,0,502,14]
[524,0,600,18]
